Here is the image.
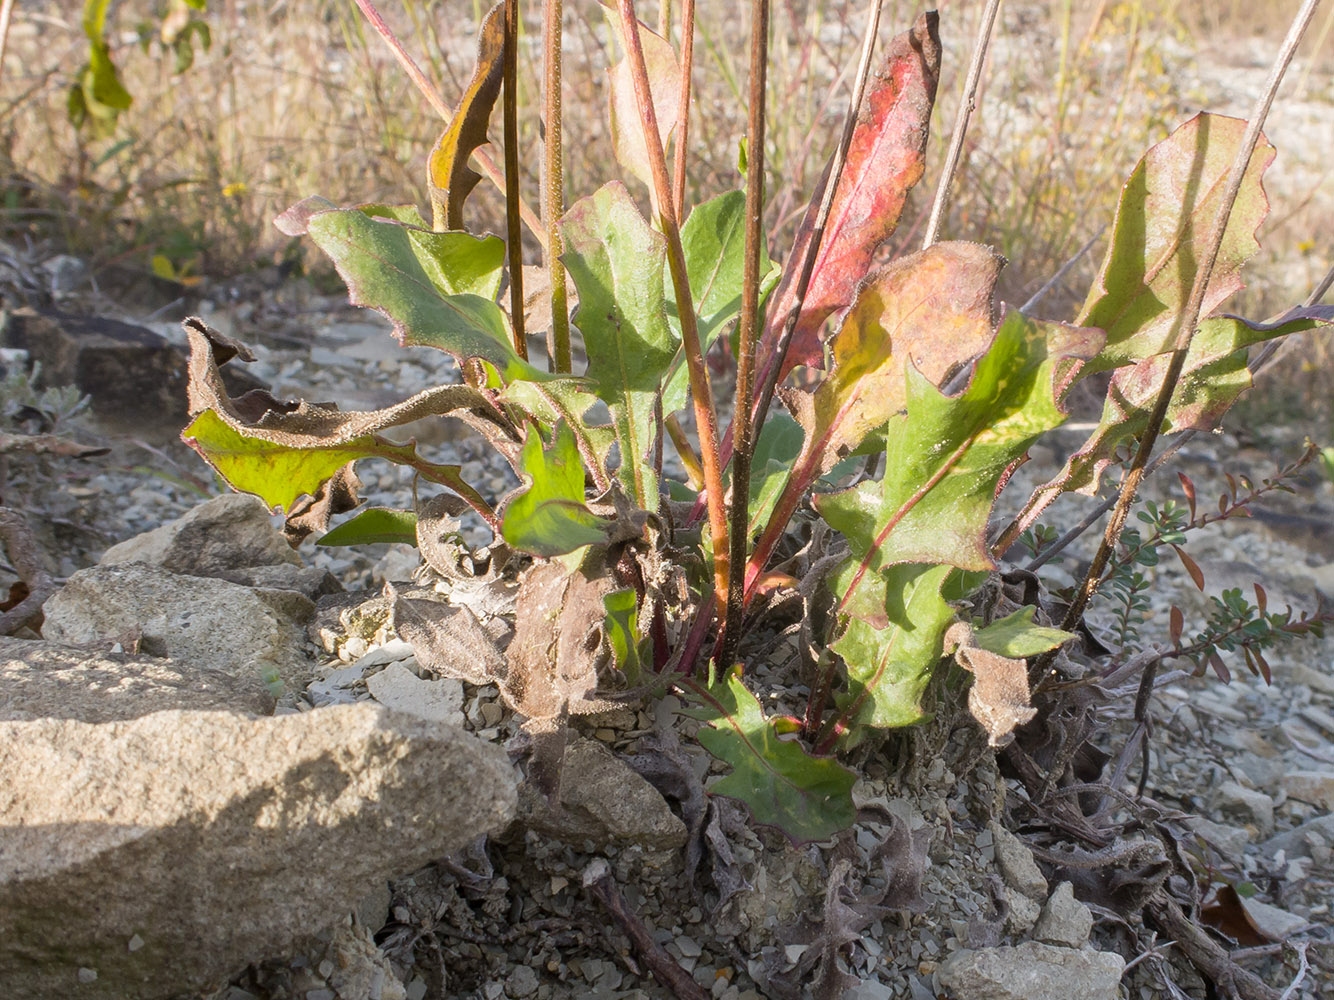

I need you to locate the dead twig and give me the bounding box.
[1146,894,1281,1000]
[583,859,709,1000]
[0,507,54,635]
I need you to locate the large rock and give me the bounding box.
[41,562,314,695]
[99,493,301,580]
[934,941,1124,1000]
[1,307,260,436]
[0,635,272,721]
[0,703,517,999]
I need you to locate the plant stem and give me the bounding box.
[1060,0,1321,634]
[502,0,527,360]
[921,0,1001,248]
[749,0,884,441]
[616,0,730,634]
[718,0,769,669]
[542,0,573,373]
[670,0,696,217]
[0,0,16,85]
[353,0,547,251]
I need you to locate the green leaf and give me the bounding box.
[1078,113,1274,374]
[682,671,857,843]
[561,182,677,509]
[82,0,111,39]
[662,190,779,414]
[602,589,643,683]
[274,197,544,383]
[1032,307,1332,499]
[815,311,1101,573]
[183,409,469,515]
[317,507,418,547]
[501,423,616,557]
[827,562,955,740]
[972,606,1074,659]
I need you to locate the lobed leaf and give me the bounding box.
[815,310,1102,574]
[561,182,677,508]
[1078,113,1275,374]
[427,2,505,231]
[682,671,857,843]
[826,562,955,740]
[501,423,616,557]
[274,198,544,383]
[754,12,941,388]
[1030,306,1333,499]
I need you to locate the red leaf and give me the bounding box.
[1253,582,1268,615]
[1255,650,1272,686]
[1178,472,1197,521]
[756,12,941,388]
[1169,606,1184,646]
[1201,885,1268,947]
[1173,545,1205,591]
[1209,652,1231,683]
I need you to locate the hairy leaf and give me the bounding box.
[755,11,941,389]
[501,423,616,556]
[274,198,542,383]
[1078,113,1275,374]
[971,606,1074,659]
[683,671,857,843]
[427,2,505,231]
[317,507,418,547]
[827,562,955,740]
[561,182,677,508]
[1030,306,1333,499]
[663,190,780,414]
[815,311,1101,574]
[182,318,499,528]
[945,621,1037,748]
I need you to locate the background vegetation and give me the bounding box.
[2,0,1331,423]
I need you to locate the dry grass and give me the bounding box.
[1,0,1330,428]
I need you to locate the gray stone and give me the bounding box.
[1213,780,1275,837]
[221,563,344,602]
[367,663,464,726]
[1000,886,1040,935]
[505,964,539,998]
[934,941,1124,1000]
[41,561,313,695]
[1186,815,1252,857]
[1283,770,1334,810]
[1261,813,1334,860]
[521,739,687,851]
[0,635,273,721]
[990,824,1047,901]
[1031,882,1092,947]
[1239,897,1308,940]
[0,703,516,999]
[99,493,300,580]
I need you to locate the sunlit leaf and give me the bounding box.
[603,5,679,198]
[427,3,505,231]
[317,507,418,547]
[561,182,676,508]
[1078,113,1275,374]
[501,423,615,556]
[753,12,941,391]
[971,606,1074,659]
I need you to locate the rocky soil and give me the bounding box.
[2,265,1333,1000]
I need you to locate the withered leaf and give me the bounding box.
[283,462,362,546]
[945,620,1036,747]
[428,3,505,231]
[389,583,506,687]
